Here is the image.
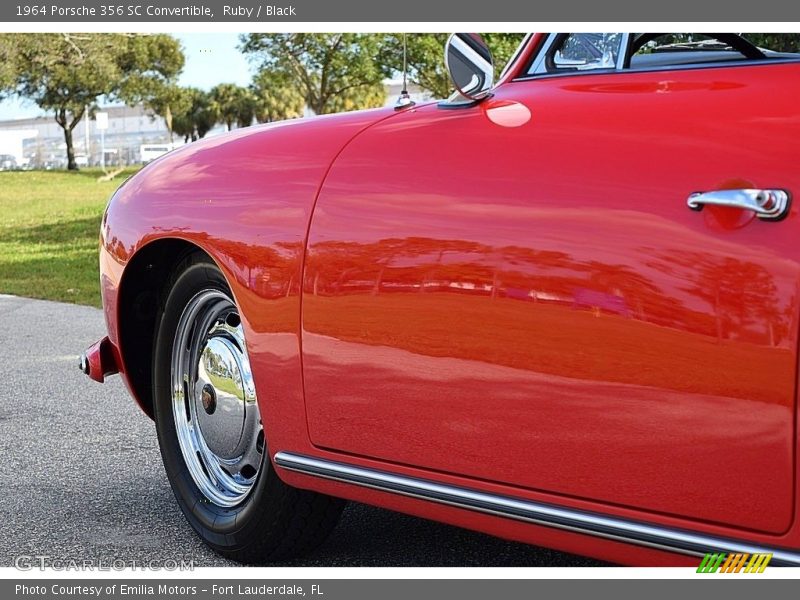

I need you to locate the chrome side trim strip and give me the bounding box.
[273,451,800,566]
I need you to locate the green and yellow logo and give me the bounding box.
[697,552,772,573]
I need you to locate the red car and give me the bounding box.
[83,32,800,566]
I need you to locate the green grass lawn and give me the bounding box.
[0,168,139,307]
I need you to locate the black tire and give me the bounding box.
[152,252,345,563]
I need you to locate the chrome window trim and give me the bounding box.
[514,56,800,82]
[274,451,800,566]
[498,33,534,80]
[526,32,559,75]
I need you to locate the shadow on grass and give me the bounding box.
[0,217,103,307]
[0,252,100,307]
[2,216,102,246]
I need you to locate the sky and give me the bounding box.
[0,33,253,121]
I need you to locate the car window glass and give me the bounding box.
[630,34,800,68]
[549,33,622,72]
[740,34,800,53]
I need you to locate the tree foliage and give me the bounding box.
[144,82,192,142]
[171,87,216,142]
[0,33,183,169]
[250,70,305,123]
[745,34,800,52]
[240,33,388,114]
[0,35,18,100]
[209,83,257,130]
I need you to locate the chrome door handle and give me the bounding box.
[687,189,790,220]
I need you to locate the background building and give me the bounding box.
[0,105,178,169]
[0,83,428,169]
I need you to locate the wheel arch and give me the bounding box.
[117,237,220,419]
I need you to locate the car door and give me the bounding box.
[301,34,800,534]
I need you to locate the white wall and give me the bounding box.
[0,129,38,161]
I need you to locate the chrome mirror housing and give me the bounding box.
[444,33,495,101]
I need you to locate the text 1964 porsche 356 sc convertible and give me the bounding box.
[81,32,800,566]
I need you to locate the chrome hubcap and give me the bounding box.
[171,289,262,507]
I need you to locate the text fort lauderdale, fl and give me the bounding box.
[17,584,318,596]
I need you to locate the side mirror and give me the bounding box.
[444,33,495,101]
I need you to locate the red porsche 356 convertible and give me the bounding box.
[82,32,800,566]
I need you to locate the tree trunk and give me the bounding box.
[64,126,77,170]
[165,104,174,143]
[56,107,84,171]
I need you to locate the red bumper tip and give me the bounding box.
[80,336,120,383]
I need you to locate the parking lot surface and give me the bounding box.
[0,295,602,567]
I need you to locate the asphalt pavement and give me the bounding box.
[0,294,602,567]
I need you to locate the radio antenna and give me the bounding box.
[395,33,415,110]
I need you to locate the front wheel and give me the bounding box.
[152,253,344,563]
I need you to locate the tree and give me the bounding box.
[0,33,183,170]
[240,33,389,114]
[250,70,305,123]
[742,34,800,52]
[144,82,191,142]
[209,83,256,130]
[0,35,18,99]
[171,87,216,142]
[327,83,386,113]
[234,88,258,128]
[381,33,525,99]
